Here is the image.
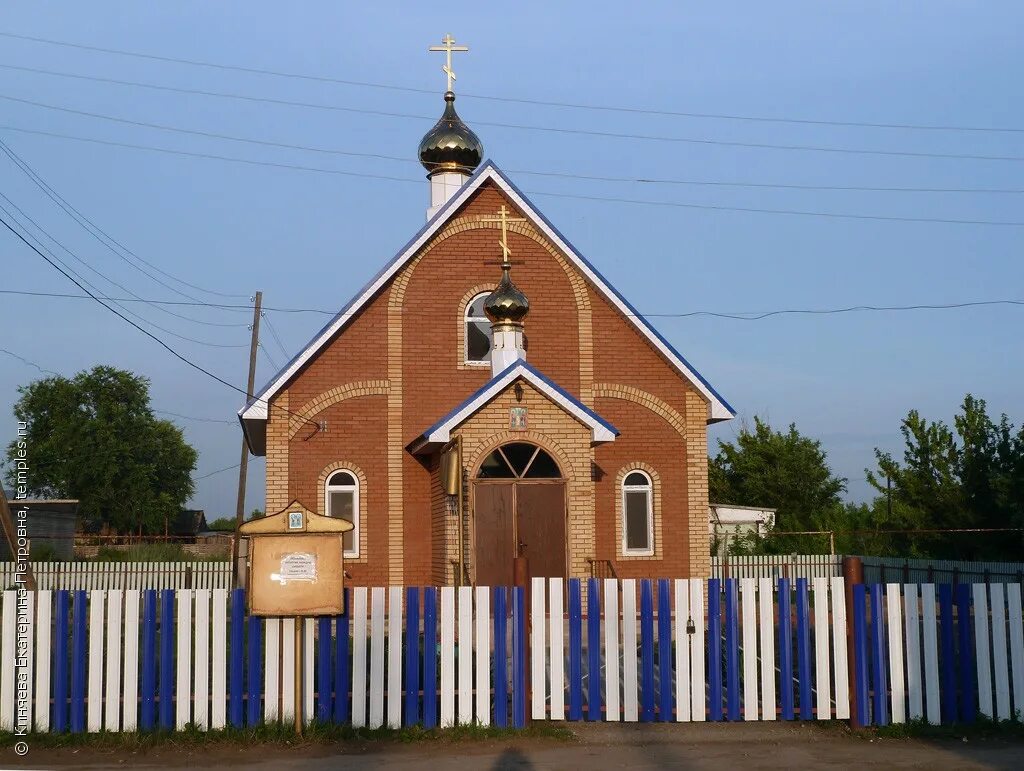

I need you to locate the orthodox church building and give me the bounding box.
[239,38,734,587]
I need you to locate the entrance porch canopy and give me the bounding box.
[408,361,619,454]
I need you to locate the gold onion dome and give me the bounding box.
[484,264,529,324]
[418,91,483,175]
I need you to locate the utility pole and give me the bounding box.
[0,487,35,590]
[232,291,262,581]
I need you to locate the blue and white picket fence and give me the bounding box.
[2,578,1022,733]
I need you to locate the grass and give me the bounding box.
[0,721,574,751]
[874,716,1024,741]
[92,544,228,562]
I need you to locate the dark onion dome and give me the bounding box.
[418,91,483,175]
[484,263,529,324]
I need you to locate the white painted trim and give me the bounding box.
[417,362,617,450]
[325,470,360,559]
[240,164,732,427]
[464,291,493,365]
[620,471,654,557]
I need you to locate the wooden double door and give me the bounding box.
[473,480,567,587]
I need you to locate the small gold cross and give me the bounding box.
[479,205,527,267]
[428,34,469,93]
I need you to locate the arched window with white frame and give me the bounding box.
[621,470,654,556]
[464,292,492,364]
[326,470,359,558]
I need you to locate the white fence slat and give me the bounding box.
[457,586,473,725]
[603,578,620,721]
[972,584,993,718]
[264,618,280,721]
[387,587,403,728]
[87,590,104,732]
[989,584,1010,721]
[740,578,758,721]
[281,617,297,721]
[440,586,456,727]
[548,578,565,720]
[1008,584,1024,718]
[673,580,690,722]
[621,579,639,722]
[22,591,34,730]
[34,591,52,732]
[175,590,193,729]
[829,576,849,720]
[104,591,123,731]
[757,578,775,720]
[475,586,490,726]
[209,589,226,729]
[369,587,386,728]
[530,577,547,720]
[304,618,314,723]
[904,584,923,721]
[123,590,141,731]
[1,591,15,729]
[921,584,941,724]
[689,579,706,722]
[812,577,830,720]
[193,589,210,730]
[885,584,905,724]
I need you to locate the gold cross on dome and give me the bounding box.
[479,205,527,267]
[429,34,469,92]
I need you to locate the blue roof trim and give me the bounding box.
[242,162,497,413]
[418,360,619,441]
[494,167,736,417]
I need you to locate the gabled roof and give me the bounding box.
[239,161,734,452]
[409,360,619,454]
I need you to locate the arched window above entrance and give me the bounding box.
[476,442,561,479]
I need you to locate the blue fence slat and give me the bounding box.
[512,586,526,729]
[317,616,332,721]
[422,587,438,729]
[639,580,655,722]
[725,578,740,721]
[870,584,889,726]
[938,584,956,724]
[568,578,584,721]
[404,587,420,727]
[796,578,813,720]
[52,590,69,732]
[159,590,175,730]
[853,584,869,726]
[334,589,351,724]
[707,579,723,721]
[778,578,794,720]
[956,584,976,724]
[140,590,157,730]
[229,588,245,727]
[247,615,263,725]
[657,579,673,722]
[70,590,86,733]
[494,587,508,728]
[587,578,602,722]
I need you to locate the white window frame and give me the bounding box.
[464,291,492,365]
[326,470,360,558]
[621,470,654,556]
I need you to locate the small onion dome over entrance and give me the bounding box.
[418,91,484,176]
[484,263,529,324]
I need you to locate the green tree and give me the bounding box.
[867,395,1024,559]
[4,366,198,534]
[710,418,847,554]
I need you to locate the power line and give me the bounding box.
[0,210,318,429]
[4,77,1024,163]
[0,346,59,376]
[258,342,279,370]
[0,137,249,306]
[3,92,1022,195]
[194,462,240,480]
[6,125,1024,227]
[2,287,1021,321]
[1,30,1020,134]
[153,409,235,425]
[262,313,291,360]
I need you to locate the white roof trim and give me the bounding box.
[240,161,733,425]
[410,361,618,453]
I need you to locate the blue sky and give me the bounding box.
[1,2,1021,516]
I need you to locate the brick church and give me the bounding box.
[239,40,734,587]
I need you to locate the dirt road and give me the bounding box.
[8,722,1024,770]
